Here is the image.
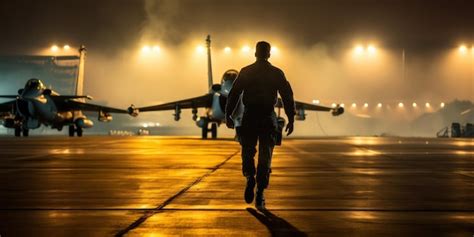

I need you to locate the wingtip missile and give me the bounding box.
[331,106,344,116]
[128,104,139,117]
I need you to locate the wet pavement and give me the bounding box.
[0,136,472,236]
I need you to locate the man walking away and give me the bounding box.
[225,41,295,210]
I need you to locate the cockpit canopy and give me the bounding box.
[221,69,238,84]
[25,78,45,90]
[220,69,239,95]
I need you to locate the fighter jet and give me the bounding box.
[0,46,129,137]
[127,36,344,139]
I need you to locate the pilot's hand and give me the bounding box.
[226,116,234,129]
[285,122,294,136]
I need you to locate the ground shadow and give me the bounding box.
[247,208,307,237]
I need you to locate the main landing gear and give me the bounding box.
[68,125,83,137]
[14,127,29,137]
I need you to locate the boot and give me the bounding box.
[244,176,256,204]
[255,188,265,210]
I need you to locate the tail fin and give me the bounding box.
[75,46,87,99]
[206,35,214,92]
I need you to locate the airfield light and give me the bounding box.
[459,45,467,54]
[377,103,382,108]
[51,45,59,52]
[363,103,369,108]
[412,102,417,108]
[398,102,404,108]
[351,103,357,108]
[141,45,151,53]
[331,103,337,108]
[367,45,376,54]
[155,122,161,127]
[340,103,345,108]
[425,102,431,108]
[224,47,231,53]
[354,45,364,54]
[440,102,445,108]
[242,45,251,53]
[63,45,70,50]
[152,46,161,52]
[271,46,278,53]
[312,99,320,104]
[196,45,205,53]
[143,123,148,128]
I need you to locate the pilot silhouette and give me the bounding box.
[226,41,295,209]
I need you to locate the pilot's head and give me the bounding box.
[255,41,271,60]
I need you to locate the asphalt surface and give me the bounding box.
[0,136,472,236]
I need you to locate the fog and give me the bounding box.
[1,0,472,137]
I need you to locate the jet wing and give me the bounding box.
[0,100,15,113]
[137,94,213,112]
[57,100,129,114]
[50,95,93,100]
[276,98,344,116]
[0,95,18,99]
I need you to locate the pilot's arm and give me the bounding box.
[277,70,296,135]
[225,71,246,128]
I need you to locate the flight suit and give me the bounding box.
[226,59,295,190]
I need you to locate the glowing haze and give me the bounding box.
[0,0,473,136]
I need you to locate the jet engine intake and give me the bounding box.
[211,84,222,92]
[3,118,16,128]
[16,99,32,117]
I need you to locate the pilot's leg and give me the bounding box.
[256,132,275,190]
[240,127,258,204]
[255,116,277,209]
[241,132,258,177]
[255,132,275,209]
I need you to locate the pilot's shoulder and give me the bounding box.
[244,62,258,70]
[270,65,285,76]
[239,64,253,74]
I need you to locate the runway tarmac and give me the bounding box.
[0,136,472,236]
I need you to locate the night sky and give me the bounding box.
[1,0,473,54]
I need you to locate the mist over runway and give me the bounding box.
[0,136,472,236]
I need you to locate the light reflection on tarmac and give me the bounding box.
[0,136,472,236]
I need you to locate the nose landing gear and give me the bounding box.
[201,122,218,139]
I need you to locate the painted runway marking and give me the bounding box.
[114,149,240,236]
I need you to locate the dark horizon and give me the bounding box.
[1,0,473,54]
